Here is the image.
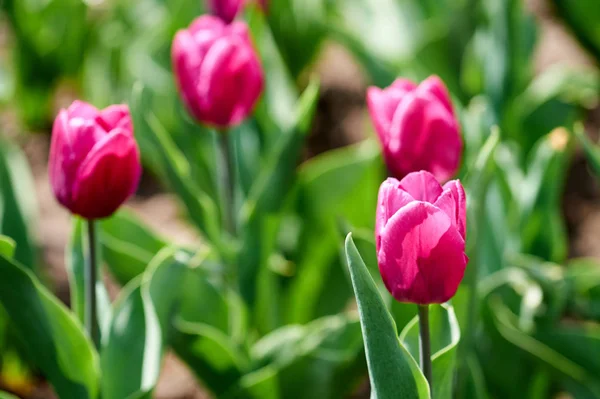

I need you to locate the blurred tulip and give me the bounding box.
[49,101,141,219]
[207,0,244,23]
[367,76,462,182]
[375,171,468,304]
[172,16,264,128]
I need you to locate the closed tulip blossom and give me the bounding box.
[49,101,141,219]
[172,16,264,128]
[375,171,468,304]
[367,76,462,182]
[208,0,244,23]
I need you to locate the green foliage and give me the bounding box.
[67,219,112,337]
[552,0,600,62]
[473,254,600,398]
[345,234,429,399]
[0,254,99,399]
[400,305,460,399]
[101,247,189,398]
[0,139,37,270]
[1,0,600,397]
[99,210,168,285]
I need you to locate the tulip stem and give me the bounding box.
[418,304,433,395]
[85,219,99,348]
[219,130,236,237]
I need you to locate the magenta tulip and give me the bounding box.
[367,76,462,182]
[49,101,141,219]
[208,0,244,23]
[375,171,468,304]
[172,16,264,128]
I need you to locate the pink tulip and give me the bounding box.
[172,16,264,128]
[49,101,141,219]
[375,171,468,304]
[367,76,462,182]
[207,0,244,23]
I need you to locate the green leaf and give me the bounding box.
[100,247,189,399]
[237,79,320,311]
[0,235,16,258]
[66,219,112,339]
[0,391,19,399]
[298,139,383,220]
[225,367,279,399]
[285,139,384,324]
[172,319,250,396]
[242,78,320,219]
[130,83,222,250]
[487,296,600,397]
[171,256,250,396]
[0,254,99,399]
[99,210,168,286]
[344,234,429,399]
[0,138,37,269]
[508,66,598,153]
[552,0,600,63]
[400,304,461,399]
[246,6,298,140]
[564,258,600,320]
[264,0,327,77]
[248,314,366,399]
[574,123,600,179]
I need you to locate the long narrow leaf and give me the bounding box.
[345,234,429,399]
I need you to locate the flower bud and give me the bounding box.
[207,0,244,23]
[367,76,462,182]
[375,171,468,304]
[48,101,141,219]
[172,16,264,128]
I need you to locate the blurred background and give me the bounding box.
[0,0,599,397]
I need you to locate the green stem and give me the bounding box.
[85,219,99,348]
[219,130,236,238]
[418,304,433,396]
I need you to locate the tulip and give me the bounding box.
[172,16,264,128]
[375,171,468,304]
[367,76,462,182]
[49,100,141,220]
[208,0,244,23]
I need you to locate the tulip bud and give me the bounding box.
[207,0,244,23]
[48,101,141,219]
[375,171,468,304]
[172,16,264,128]
[367,76,462,182]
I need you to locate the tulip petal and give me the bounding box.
[367,87,395,146]
[418,75,454,115]
[172,16,263,128]
[390,78,418,92]
[435,180,467,239]
[398,171,443,203]
[67,100,99,120]
[388,92,430,159]
[375,178,415,251]
[208,0,243,23]
[424,114,462,182]
[97,105,132,134]
[189,14,226,35]
[367,79,417,149]
[172,30,205,120]
[378,201,466,304]
[72,130,141,219]
[197,37,238,120]
[48,110,74,206]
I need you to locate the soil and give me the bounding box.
[1,0,599,398]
